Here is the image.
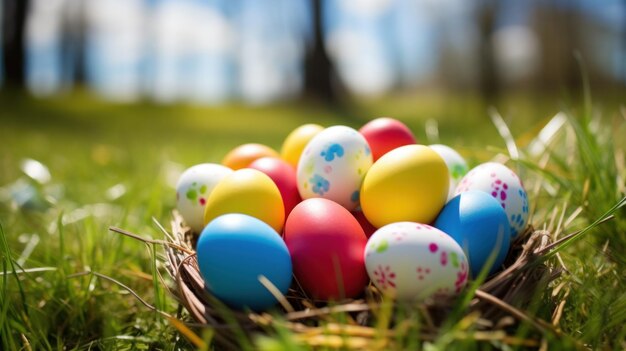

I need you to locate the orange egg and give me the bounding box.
[222,143,279,170]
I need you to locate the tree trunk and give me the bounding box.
[2,0,29,88]
[478,0,499,106]
[303,0,340,105]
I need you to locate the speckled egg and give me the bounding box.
[455,162,529,238]
[176,163,233,233]
[297,126,373,211]
[364,222,469,301]
[429,144,469,201]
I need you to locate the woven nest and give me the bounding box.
[161,211,559,349]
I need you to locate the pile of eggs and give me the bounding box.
[175,118,529,311]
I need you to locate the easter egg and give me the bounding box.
[360,145,449,227]
[434,190,510,277]
[197,214,292,311]
[222,143,279,170]
[249,157,302,219]
[176,163,233,233]
[204,169,285,233]
[284,198,369,300]
[352,210,377,238]
[281,124,324,168]
[429,144,469,201]
[359,117,417,161]
[364,222,469,301]
[297,126,373,211]
[455,162,529,238]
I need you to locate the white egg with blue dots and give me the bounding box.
[297,126,373,211]
[455,162,529,238]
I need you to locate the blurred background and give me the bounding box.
[1,0,625,106]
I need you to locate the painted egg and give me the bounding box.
[455,162,529,238]
[364,222,469,301]
[284,198,369,300]
[429,144,469,201]
[176,163,233,233]
[280,124,324,168]
[359,117,417,161]
[197,214,292,311]
[222,143,279,170]
[360,145,449,228]
[297,126,373,211]
[434,190,510,277]
[249,157,302,219]
[203,169,285,233]
[352,210,378,238]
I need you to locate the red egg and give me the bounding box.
[284,198,369,300]
[352,210,378,238]
[359,117,417,161]
[249,157,302,219]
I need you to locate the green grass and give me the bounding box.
[0,90,624,350]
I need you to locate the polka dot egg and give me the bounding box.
[455,162,529,238]
[176,163,233,233]
[364,222,469,301]
[297,126,373,211]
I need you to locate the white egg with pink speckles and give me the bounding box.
[455,162,529,238]
[176,163,233,233]
[364,222,469,301]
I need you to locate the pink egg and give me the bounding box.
[284,198,369,300]
[249,157,302,219]
[359,117,417,161]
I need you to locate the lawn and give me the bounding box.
[1,90,624,350]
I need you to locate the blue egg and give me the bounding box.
[196,214,292,311]
[434,190,510,277]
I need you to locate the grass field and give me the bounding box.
[1,91,624,350]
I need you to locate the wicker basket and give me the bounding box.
[155,210,559,349]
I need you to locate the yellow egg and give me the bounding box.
[204,169,285,232]
[280,124,324,168]
[360,145,449,228]
[222,143,279,170]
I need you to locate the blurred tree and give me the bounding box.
[478,0,499,105]
[303,0,342,105]
[1,0,30,89]
[60,0,87,85]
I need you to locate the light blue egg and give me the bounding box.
[434,190,510,277]
[196,214,292,311]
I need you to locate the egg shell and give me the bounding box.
[360,145,449,227]
[359,118,417,161]
[197,214,292,311]
[204,169,285,233]
[284,198,369,300]
[249,157,302,220]
[222,143,279,170]
[297,126,373,211]
[434,190,510,277]
[176,163,233,233]
[281,124,324,168]
[455,162,529,238]
[364,222,469,301]
[352,210,377,238]
[429,144,469,201]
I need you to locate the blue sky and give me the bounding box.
[17,0,626,103]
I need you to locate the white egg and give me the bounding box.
[364,222,469,301]
[455,162,529,238]
[297,126,373,211]
[176,163,233,233]
[429,144,469,201]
